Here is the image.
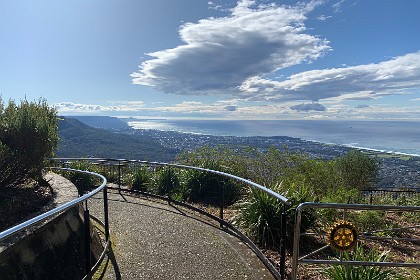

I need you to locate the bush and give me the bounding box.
[336,150,379,190]
[152,167,180,198]
[177,148,243,205]
[322,245,401,280]
[0,98,58,187]
[125,166,152,192]
[62,161,100,194]
[233,187,283,248]
[233,181,316,248]
[183,167,241,206]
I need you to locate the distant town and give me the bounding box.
[60,116,419,191]
[122,127,420,190]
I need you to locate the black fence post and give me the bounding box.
[103,186,110,240]
[84,201,91,275]
[219,179,224,228]
[280,203,287,280]
[168,167,172,204]
[118,161,122,190]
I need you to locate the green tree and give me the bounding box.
[336,150,379,190]
[0,98,58,187]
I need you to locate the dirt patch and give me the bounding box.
[0,181,52,232]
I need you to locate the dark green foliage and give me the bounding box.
[233,181,316,248]
[245,146,305,187]
[57,117,177,162]
[233,187,283,248]
[178,146,383,249]
[322,246,401,280]
[61,161,100,194]
[336,150,379,190]
[128,167,151,192]
[183,168,240,206]
[0,98,58,187]
[177,148,242,205]
[153,167,180,197]
[283,182,317,236]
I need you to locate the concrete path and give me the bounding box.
[90,189,275,280]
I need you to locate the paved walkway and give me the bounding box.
[90,189,275,279]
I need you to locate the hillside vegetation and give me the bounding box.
[0,98,58,187]
[56,117,177,162]
[0,98,57,230]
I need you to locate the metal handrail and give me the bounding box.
[52,158,289,204]
[51,157,290,279]
[0,167,110,280]
[0,167,107,242]
[291,202,420,279]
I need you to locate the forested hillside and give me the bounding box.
[69,116,130,130]
[56,117,177,162]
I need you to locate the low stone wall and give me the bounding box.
[0,174,104,280]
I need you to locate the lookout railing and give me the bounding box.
[0,168,110,280]
[1,158,419,280]
[51,158,291,280]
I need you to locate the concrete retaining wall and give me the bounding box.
[0,205,101,280]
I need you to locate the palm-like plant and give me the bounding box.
[322,246,401,280]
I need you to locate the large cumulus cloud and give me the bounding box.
[240,51,420,102]
[131,0,330,95]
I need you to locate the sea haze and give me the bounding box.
[126,119,420,156]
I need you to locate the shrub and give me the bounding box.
[233,187,283,248]
[0,98,58,187]
[233,181,316,248]
[336,150,379,190]
[62,161,100,194]
[322,245,401,280]
[182,161,242,206]
[127,166,151,192]
[152,167,180,198]
[177,147,247,205]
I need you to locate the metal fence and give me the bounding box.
[0,168,110,280]
[360,189,420,204]
[2,158,419,280]
[291,202,420,279]
[51,157,291,280]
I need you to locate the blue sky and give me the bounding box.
[1,0,420,120]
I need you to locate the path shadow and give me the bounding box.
[96,244,122,280]
[108,190,244,240]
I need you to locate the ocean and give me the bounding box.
[127,119,420,156]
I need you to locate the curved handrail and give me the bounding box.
[0,167,107,242]
[52,158,289,205]
[51,157,290,279]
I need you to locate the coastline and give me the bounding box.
[126,119,420,158]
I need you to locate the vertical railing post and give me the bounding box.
[280,203,287,280]
[84,200,91,275]
[291,205,303,280]
[103,186,110,240]
[219,178,224,228]
[118,161,122,190]
[168,167,172,204]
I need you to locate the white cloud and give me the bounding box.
[332,0,346,13]
[54,100,420,120]
[132,0,330,95]
[54,101,145,114]
[317,15,332,21]
[240,51,420,102]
